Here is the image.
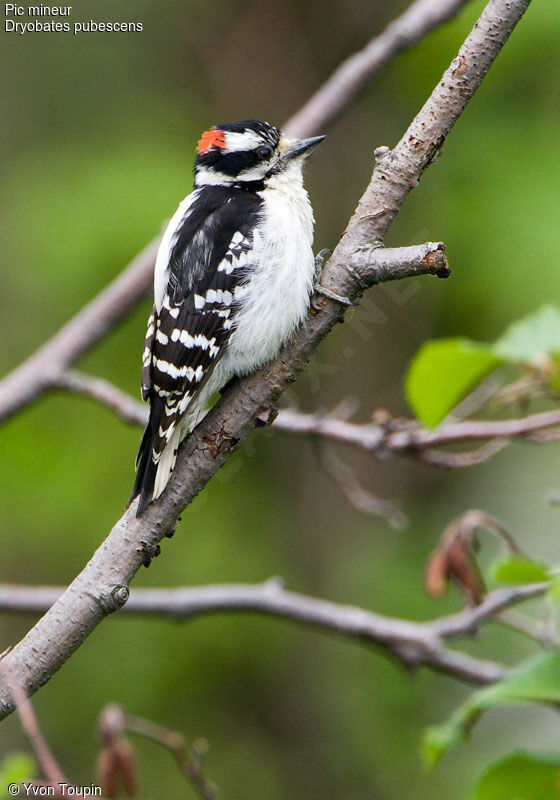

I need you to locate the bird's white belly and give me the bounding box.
[222,178,315,376]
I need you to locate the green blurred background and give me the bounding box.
[1,1,560,797]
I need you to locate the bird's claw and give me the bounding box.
[313,285,359,308]
[314,248,332,270]
[312,248,356,308]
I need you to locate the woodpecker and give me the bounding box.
[130,119,325,515]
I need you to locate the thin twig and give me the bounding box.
[98,703,216,800]
[433,583,549,638]
[316,441,407,528]
[284,0,473,137]
[123,713,216,800]
[443,377,502,422]
[525,428,560,443]
[403,409,560,446]
[57,371,147,427]
[494,609,558,648]
[0,663,68,792]
[273,407,560,461]
[417,439,509,467]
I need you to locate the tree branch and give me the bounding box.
[316,440,408,528]
[350,240,450,283]
[98,704,216,800]
[52,373,559,473]
[0,0,533,718]
[332,0,532,251]
[0,664,69,790]
[0,238,159,426]
[273,406,560,463]
[417,439,509,468]
[0,579,550,687]
[403,409,560,445]
[56,371,147,427]
[283,0,473,137]
[433,583,549,638]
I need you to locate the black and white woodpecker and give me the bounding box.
[130,119,325,515]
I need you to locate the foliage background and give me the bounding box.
[1,1,559,797]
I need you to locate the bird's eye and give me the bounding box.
[257,145,273,160]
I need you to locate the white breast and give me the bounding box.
[222,164,315,376]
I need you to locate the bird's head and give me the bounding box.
[193,119,325,188]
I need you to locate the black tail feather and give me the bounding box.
[128,396,164,516]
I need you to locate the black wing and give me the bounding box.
[131,186,262,512]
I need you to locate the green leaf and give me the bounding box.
[422,714,468,771]
[493,306,560,362]
[423,654,560,768]
[405,339,503,428]
[0,753,35,798]
[405,306,560,428]
[491,555,550,585]
[423,700,484,770]
[473,751,560,799]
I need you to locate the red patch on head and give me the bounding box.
[196,128,226,155]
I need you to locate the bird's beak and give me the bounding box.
[284,135,326,160]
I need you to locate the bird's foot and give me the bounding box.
[312,248,358,310]
[313,285,359,308]
[314,248,332,279]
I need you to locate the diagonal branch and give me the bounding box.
[318,0,532,301]
[0,0,533,718]
[0,238,159,426]
[0,664,69,790]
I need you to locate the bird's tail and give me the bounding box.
[129,396,182,516]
